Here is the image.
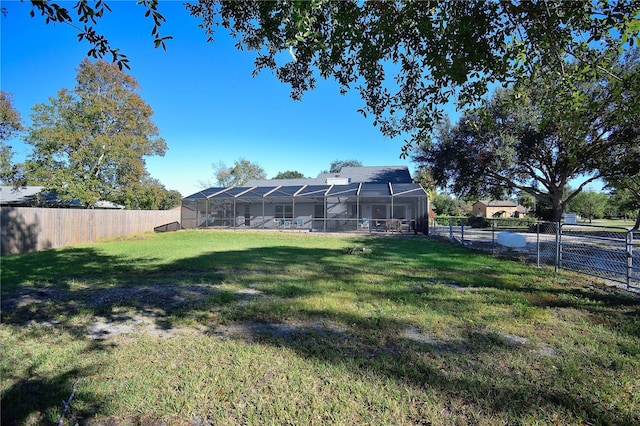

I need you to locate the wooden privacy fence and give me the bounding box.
[1,207,181,255]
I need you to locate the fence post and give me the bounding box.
[461,218,464,243]
[555,222,561,273]
[536,222,540,268]
[449,217,453,241]
[491,219,495,255]
[628,231,633,290]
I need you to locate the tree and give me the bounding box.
[413,49,640,222]
[516,191,536,213]
[607,187,640,224]
[23,59,167,208]
[134,177,182,210]
[603,163,640,229]
[0,91,23,183]
[413,166,437,196]
[599,105,640,228]
[566,190,608,223]
[206,158,266,187]
[21,1,639,153]
[431,193,466,217]
[329,159,362,174]
[273,170,305,179]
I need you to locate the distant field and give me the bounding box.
[1,230,638,425]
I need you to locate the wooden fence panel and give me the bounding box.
[1,207,181,255]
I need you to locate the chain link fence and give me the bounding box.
[559,224,639,289]
[429,217,638,291]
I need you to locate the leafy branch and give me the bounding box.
[27,0,173,70]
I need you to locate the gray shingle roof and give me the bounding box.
[246,166,413,187]
[0,186,45,205]
[336,166,412,183]
[0,186,123,208]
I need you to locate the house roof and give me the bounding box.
[319,165,413,184]
[0,186,45,205]
[186,166,426,200]
[475,200,519,207]
[0,186,123,209]
[246,165,413,187]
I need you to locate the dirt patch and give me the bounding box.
[86,314,207,340]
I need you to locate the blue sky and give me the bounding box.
[1,1,459,197]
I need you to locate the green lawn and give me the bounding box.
[576,218,637,228]
[1,230,639,425]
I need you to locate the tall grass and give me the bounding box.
[1,230,638,425]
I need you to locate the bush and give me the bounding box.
[491,217,537,228]
[434,216,537,229]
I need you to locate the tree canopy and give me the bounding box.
[207,158,266,187]
[0,91,23,183]
[413,48,640,222]
[20,0,640,152]
[607,186,640,228]
[135,177,182,210]
[273,170,305,179]
[431,193,470,217]
[22,59,167,208]
[329,159,363,174]
[601,133,640,228]
[566,190,609,223]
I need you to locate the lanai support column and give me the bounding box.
[389,182,394,221]
[205,198,209,229]
[356,182,363,232]
[233,198,237,229]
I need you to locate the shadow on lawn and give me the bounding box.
[0,341,107,426]
[1,237,639,424]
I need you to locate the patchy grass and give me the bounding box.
[1,230,639,425]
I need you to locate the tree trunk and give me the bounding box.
[633,210,640,230]
[551,192,564,223]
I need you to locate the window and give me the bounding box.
[275,204,293,219]
[372,205,387,220]
[393,205,406,219]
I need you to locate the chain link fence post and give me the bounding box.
[492,219,495,255]
[628,230,633,290]
[554,222,560,273]
[536,222,540,268]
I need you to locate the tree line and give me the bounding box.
[430,190,637,224]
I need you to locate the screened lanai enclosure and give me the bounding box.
[181,182,429,233]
